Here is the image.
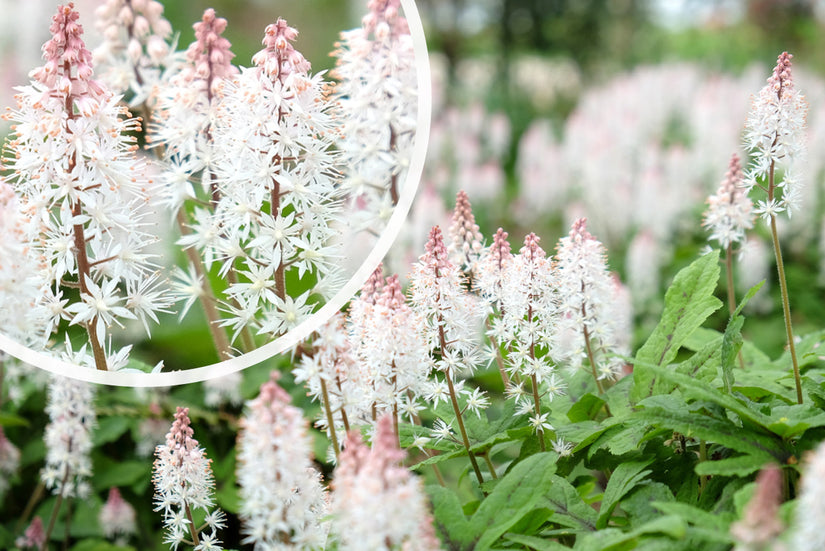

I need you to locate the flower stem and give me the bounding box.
[445,368,484,486]
[530,374,546,452]
[41,467,70,551]
[527,304,546,452]
[482,452,498,479]
[388,125,399,205]
[391,367,400,446]
[770,214,803,404]
[185,502,200,548]
[582,323,605,395]
[319,377,340,459]
[485,320,510,387]
[724,244,746,370]
[176,211,233,361]
[767,159,802,404]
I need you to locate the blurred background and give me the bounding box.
[410,0,825,355]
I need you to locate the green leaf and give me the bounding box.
[720,315,744,393]
[216,480,240,515]
[622,483,676,523]
[576,516,687,551]
[632,251,722,402]
[471,452,558,550]
[410,447,466,470]
[557,420,612,453]
[0,411,29,427]
[91,459,151,492]
[567,393,606,423]
[766,404,825,439]
[69,540,137,551]
[674,336,722,383]
[694,454,772,477]
[504,534,570,550]
[427,485,476,550]
[597,460,653,529]
[652,502,733,543]
[637,363,774,430]
[20,438,46,468]
[720,281,764,392]
[635,406,783,462]
[92,416,132,446]
[544,475,598,532]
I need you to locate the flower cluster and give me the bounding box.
[185,17,344,340]
[2,3,171,370]
[293,312,366,451]
[555,218,629,382]
[41,375,96,498]
[236,375,328,549]
[0,181,48,347]
[355,273,430,423]
[703,154,753,250]
[331,415,440,551]
[98,487,137,542]
[447,190,484,277]
[743,51,807,220]
[332,0,417,230]
[152,407,224,550]
[92,0,178,107]
[148,7,238,213]
[497,233,563,428]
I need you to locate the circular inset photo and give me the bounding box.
[0,0,431,385]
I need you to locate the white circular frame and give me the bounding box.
[0,0,431,387]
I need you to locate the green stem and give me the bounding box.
[767,158,802,404]
[698,439,708,492]
[319,378,340,459]
[485,320,510,387]
[445,369,484,486]
[482,452,498,479]
[431,464,447,487]
[770,215,802,404]
[527,305,546,452]
[725,245,746,370]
